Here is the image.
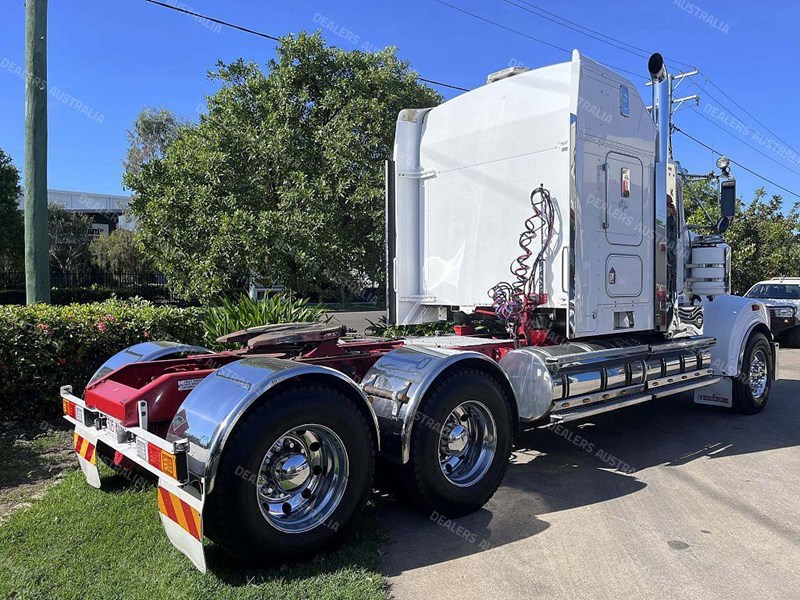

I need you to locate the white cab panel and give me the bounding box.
[391,50,656,337]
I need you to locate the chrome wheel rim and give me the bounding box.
[748,348,769,401]
[438,400,497,487]
[256,424,349,533]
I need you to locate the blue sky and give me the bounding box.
[1,0,798,206]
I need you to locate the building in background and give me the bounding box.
[18,189,133,235]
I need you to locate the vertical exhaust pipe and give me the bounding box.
[648,53,670,162]
[649,52,676,334]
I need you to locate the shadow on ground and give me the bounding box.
[380,376,800,576]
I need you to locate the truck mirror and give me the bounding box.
[716,215,730,233]
[720,179,736,218]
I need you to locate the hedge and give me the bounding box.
[0,300,206,421]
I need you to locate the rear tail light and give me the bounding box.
[63,398,94,427]
[62,398,76,418]
[137,438,187,481]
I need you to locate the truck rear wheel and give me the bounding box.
[206,385,375,563]
[399,368,513,517]
[732,332,772,415]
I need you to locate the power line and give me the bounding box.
[696,72,800,159]
[418,77,469,92]
[499,0,696,69]
[690,79,800,163]
[498,0,650,60]
[144,0,280,41]
[491,0,800,167]
[433,0,570,55]
[142,0,469,92]
[688,106,800,177]
[432,0,648,81]
[143,0,800,194]
[674,125,800,199]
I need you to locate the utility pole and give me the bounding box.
[24,0,51,304]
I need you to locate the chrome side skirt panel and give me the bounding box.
[365,335,722,463]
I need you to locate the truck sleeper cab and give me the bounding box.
[62,51,777,572]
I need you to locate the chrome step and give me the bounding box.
[549,393,652,423]
[548,376,720,424]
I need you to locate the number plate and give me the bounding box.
[106,417,127,442]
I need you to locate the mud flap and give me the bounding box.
[693,377,733,408]
[73,425,101,489]
[158,477,206,573]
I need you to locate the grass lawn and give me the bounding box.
[0,442,387,600]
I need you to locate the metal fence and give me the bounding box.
[0,270,169,292]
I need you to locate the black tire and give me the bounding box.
[732,332,772,415]
[398,368,513,518]
[206,385,375,564]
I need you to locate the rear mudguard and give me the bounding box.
[166,357,380,495]
[360,344,518,464]
[89,341,213,384]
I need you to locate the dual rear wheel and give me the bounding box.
[208,370,513,564]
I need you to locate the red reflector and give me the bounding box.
[147,443,162,468]
[752,304,761,311]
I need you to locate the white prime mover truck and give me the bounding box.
[62,51,777,571]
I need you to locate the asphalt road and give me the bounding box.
[379,348,800,600]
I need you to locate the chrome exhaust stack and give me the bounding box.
[648,52,678,334]
[648,53,670,162]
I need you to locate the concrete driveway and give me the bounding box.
[379,348,800,600]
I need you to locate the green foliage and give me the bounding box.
[89,228,151,272]
[0,300,206,421]
[125,32,441,302]
[48,204,94,273]
[205,293,328,344]
[684,181,800,293]
[0,469,386,600]
[366,316,454,338]
[0,148,24,270]
[123,107,186,177]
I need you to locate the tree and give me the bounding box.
[0,149,24,270]
[684,180,800,293]
[89,228,151,272]
[124,32,441,301]
[48,205,94,274]
[123,107,185,177]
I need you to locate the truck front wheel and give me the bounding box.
[399,368,513,517]
[206,385,375,563]
[732,332,772,415]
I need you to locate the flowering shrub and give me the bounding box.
[0,300,206,421]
